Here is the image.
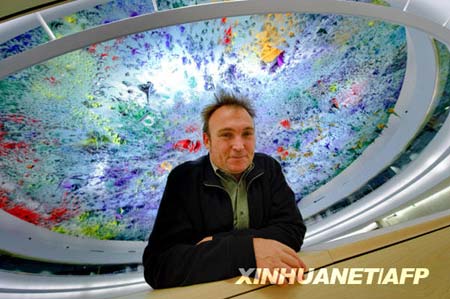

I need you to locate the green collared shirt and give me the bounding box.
[210,159,254,230]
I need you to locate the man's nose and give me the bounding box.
[232,137,245,150]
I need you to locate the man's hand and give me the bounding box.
[196,236,212,245]
[253,238,307,285]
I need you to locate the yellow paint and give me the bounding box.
[259,43,283,63]
[52,226,68,234]
[329,83,338,92]
[30,50,96,101]
[78,211,91,222]
[64,15,77,24]
[304,151,313,157]
[111,133,124,145]
[377,123,386,130]
[160,161,173,171]
[77,219,122,240]
[371,0,389,6]
[255,22,285,63]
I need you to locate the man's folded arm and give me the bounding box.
[143,235,256,289]
[143,170,256,289]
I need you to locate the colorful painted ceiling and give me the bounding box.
[0,10,406,240]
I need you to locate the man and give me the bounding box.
[143,93,307,289]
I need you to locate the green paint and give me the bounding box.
[371,0,390,7]
[52,226,68,234]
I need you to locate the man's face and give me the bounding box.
[203,105,255,177]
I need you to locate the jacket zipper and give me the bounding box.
[203,183,227,192]
[246,172,264,191]
[204,171,264,191]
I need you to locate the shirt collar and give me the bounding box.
[209,157,254,182]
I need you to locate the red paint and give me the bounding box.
[88,44,97,53]
[1,187,77,226]
[174,139,191,151]
[280,119,291,129]
[6,205,42,225]
[192,140,201,153]
[5,114,25,124]
[0,141,28,156]
[221,17,227,24]
[0,189,9,209]
[174,139,202,153]
[115,37,125,44]
[223,26,233,45]
[3,142,24,149]
[45,76,57,84]
[185,124,198,133]
[112,55,119,61]
[100,53,108,58]
[47,207,69,223]
[0,118,32,157]
[276,146,289,159]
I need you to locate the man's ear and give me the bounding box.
[203,132,210,150]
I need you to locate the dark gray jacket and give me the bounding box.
[143,153,306,289]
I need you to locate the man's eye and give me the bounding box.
[220,133,232,138]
